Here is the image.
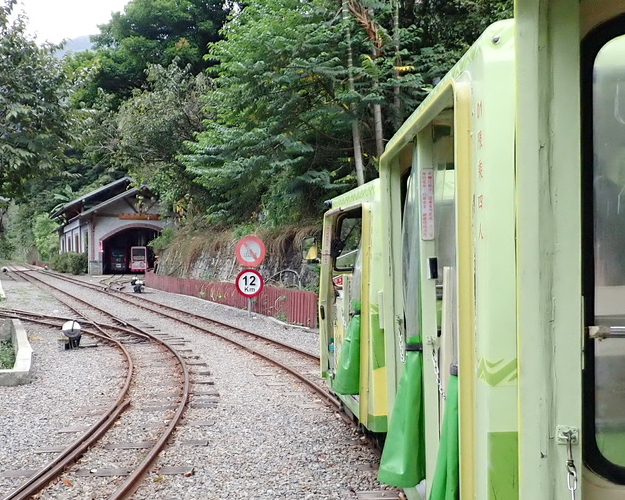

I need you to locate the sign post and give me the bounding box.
[234,236,266,317]
[235,269,264,316]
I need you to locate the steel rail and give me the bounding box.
[119,291,321,361]
[0,312,143,345]
[16,266,381,453]
[10,264,342,498]
[26,266,336,407]
[1,321,135,500]
[0,306,154,341]
[7,267,151,341]
[108,329,190,500]
[5,305,339,412]
[28,265,319,361]
[4,266,192,500]
[25,265,338,409]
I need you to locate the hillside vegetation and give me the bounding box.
[0,0,513,274]
[153,224,320,290]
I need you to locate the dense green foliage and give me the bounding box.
[182,0,513,225]
[0,340,15,369]
[185,0,359,225]
[51,252,88,274]
[148,227,175,254]
[1,0,513,261]
[32,214,59,261]
[0,0,70,200]
[116,63,213,211]
[83,0,232,105]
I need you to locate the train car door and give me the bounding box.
[318,181,387,432]
[413,104,459,487]
[582,17,625,499]
[379,81,474,499]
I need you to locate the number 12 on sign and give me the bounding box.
[235,269,264,298]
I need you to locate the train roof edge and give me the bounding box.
[381,19,515,166]
[326,178,380,212]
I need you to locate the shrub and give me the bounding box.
[148,227,175,254]
[50,253,67,272]
[233,223,256,240]
[0,234,15,260]
[32,214,59,261]
[0,340,15,369]
[51,252,87,275]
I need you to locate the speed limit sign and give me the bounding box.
[235,269,264,298]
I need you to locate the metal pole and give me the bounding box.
[247,297,252,317]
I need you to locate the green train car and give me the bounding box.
[319,1,625,499]
[318,179,388,432]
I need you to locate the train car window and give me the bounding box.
[592,33,625,470]
[402,167,421,346]
[583,23,625,482]
[132,247,146,261]
[333,209,362,272]
[432,130,456,293]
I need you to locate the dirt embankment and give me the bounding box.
[156,226,321,291]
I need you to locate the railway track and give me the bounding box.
[0,265,351,499]
[0,309,135,499]
[19,265,336,407]
[30,265,319,360]
[0,267,197,500]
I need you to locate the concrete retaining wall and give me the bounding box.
[0,319,33,386]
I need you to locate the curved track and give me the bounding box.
[21,266,335,407]
[1,264,345,500]
[1,266,191,500]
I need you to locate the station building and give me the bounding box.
[51,177,168,275]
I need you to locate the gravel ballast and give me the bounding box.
[0,278,126,493]
[0,272,400,500]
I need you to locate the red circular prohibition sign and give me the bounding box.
[235,236,266,267]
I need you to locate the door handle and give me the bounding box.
[588,325,625,339]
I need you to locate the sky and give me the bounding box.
[15,0,131,44]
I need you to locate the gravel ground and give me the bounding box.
[0,272,400,500]
[0,278,126,494]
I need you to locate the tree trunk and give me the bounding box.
[373,101,384,159]
[393,0,402,129]
[347,0,385,161]
[370,7,384,159]
[342,0,365,186]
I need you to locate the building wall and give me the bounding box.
[60,195,168,274]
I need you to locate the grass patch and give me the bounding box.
[0,340,15,369]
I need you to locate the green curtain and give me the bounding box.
[377,336,426,487]
[429,372,459,500]
[332,312,361,395]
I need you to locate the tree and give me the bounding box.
[413,0,514,83]
[116,62,213,212]
[0,0,70,200]
[342,0,365,185]
[85,0,232,104]
[183,0,358,225]
[182,0,434,224]
[32,213,59,261]
[13,0,514,241]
